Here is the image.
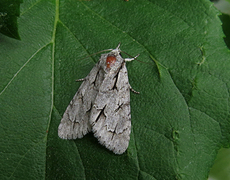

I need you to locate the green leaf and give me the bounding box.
[220,14,230,49]
[209,148,230,180]
[0,0,22,40]
[0,1,229,180]
[224,0,230,4]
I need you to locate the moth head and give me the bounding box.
[105,51,124,73]
[106,55,117,69]
[105,44,123,71]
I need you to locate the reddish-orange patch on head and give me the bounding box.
[106,55,116,69]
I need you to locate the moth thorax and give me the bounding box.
[106,55,116,69]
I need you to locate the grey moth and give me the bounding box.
[58,44,138,154]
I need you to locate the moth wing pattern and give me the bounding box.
[58,62,103,139]
[90,61,131,154]
[58,44,137,154]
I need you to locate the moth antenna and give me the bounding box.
[79,43,121,61]
[78,48,113,61]
[116,43,121,49]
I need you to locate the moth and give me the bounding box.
[58,44,139,154]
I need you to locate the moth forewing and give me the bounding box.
[90,61,131,154]
[58,44,137,154]
[58,62,102,139]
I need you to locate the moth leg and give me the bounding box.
[124,54,140,62]
[76,78,86,82]
[130,85,139,94]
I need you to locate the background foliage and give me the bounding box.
[0,0,22,39]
